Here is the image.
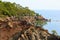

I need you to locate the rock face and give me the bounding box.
[0,16,60,40]
[16,27,50,40]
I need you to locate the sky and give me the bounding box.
[2,0,60,35]
[2,0,60,10]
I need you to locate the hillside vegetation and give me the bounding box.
[0,0,36,16]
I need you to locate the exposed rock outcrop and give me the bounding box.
[0,16,60,40]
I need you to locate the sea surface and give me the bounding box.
[35,10,60,35]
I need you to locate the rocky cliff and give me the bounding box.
[0,1,60,40]
[0,16,60,40]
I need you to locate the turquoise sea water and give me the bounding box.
[35,10,60,35]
